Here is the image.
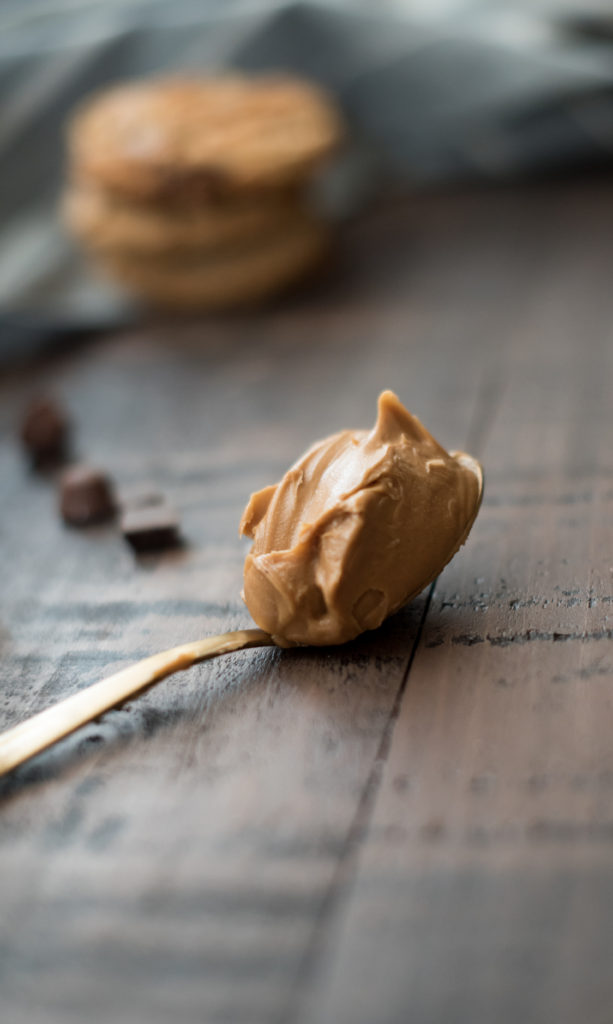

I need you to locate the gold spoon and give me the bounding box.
[0,450,482,776]
[0,629,277,776]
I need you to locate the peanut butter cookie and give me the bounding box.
[63,183,306,254]
[68,76,343,203]
[95,216,329,309]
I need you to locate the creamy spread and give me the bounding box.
[240,391,482,646]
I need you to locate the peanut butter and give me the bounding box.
[240,391,483,646]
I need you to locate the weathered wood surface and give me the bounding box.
[1,181,612,1024]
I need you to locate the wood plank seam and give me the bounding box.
[274,587,435,1024]
[279,359,503,1024]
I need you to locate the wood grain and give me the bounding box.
[297,185,613,1024]
[1,180,612,1024]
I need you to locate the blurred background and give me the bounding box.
[4,7,613,1024]
[4,0,613,357]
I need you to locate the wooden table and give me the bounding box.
[1,179,612,1024]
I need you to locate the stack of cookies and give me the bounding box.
[63,74,344,309]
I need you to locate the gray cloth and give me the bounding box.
[2,0,613,359]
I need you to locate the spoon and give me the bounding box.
[0,629,277,776]
[0,441,482,776]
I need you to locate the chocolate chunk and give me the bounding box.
[121,503,181,552]
[59,464,115,526]
[20,396,69,465]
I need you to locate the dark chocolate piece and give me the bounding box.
[20,396,69,465]
[121,503,180,552]
[59,464,115,526]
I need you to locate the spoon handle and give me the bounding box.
[0,629,275,776]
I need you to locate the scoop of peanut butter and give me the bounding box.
[240,391,482,646]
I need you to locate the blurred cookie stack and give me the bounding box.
[63,75,344,310]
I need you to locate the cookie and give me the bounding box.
[68,75,344,203]
[62,182,306,254]
[95,216,329,308]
